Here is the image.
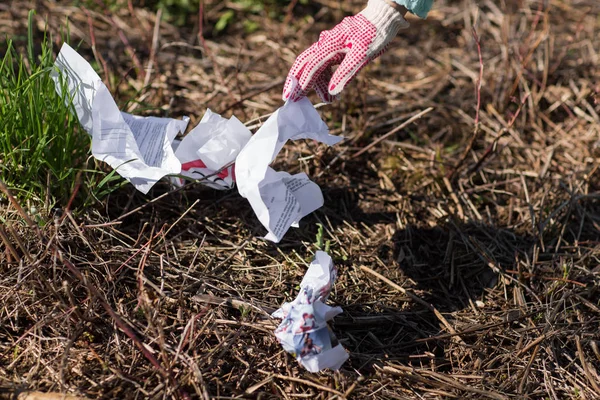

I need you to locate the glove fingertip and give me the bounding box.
[282,77,294,100]
[328,81,344,96]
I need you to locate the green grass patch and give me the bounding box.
[0,12,119,214]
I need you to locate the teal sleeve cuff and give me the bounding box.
[392,0,433,19]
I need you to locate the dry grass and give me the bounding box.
[1,0,599,398]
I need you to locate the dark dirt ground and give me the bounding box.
[1,0,600,398]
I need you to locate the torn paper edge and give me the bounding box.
[235,95,343,242]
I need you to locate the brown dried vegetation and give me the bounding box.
[1,0,599,398]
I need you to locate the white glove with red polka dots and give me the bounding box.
[283,0,409,103]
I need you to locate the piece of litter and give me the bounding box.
[52,43,189,194]
[272,251,348,372]
[171,109,251,190]
[53,44,343,244]
[235,95,343,242]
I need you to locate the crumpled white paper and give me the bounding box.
[53,44,344,244]
[272,251,349,372]
[171,109,251,190]
[52,43,189,194]
[235,96,343,242]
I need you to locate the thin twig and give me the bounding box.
[218,78,285,114]
[257,370,345,397]
[447,27,483,180]
[469,93,530,174]
[360,265,464,343]
[353,107,434,158]
[83,8,112,91]
[0,179,188,399]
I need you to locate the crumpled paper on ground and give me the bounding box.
[52,43,189,194]
[53,44,343,244]
[235,96,343,242]
[272,251,349,372]
[171,109,251,190]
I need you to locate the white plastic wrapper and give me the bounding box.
[171,109,251,190]
[235,96,343,242]
[52,43,189,194]
[272,251,349,372]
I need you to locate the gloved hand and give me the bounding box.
[283,0,409,103]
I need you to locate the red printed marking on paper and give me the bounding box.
[181,160,230,179]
